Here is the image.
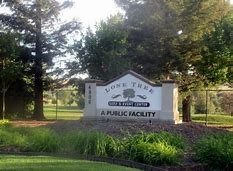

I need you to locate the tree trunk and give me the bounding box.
[33,57,44,120]
[33,0,44,120]
[182,94,192,122]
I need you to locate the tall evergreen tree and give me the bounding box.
[0,0,80,119]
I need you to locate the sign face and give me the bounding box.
[96,73,162,119]
[84,70,179,123]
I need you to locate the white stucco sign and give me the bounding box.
[84,70,179,123]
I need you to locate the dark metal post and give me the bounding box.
[56,91,58,120]
[205,90,208,125]
[2,57,6,120]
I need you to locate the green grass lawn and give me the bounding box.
[0,154,139,171]
[192,114,233,127]
[44,105,83,120]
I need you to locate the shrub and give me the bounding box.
[143,132,185,149]
[120,132,184,166]
[0,126,186,167]
[105,135,123,157]
[194,133,233,169]
[26,128,59,152]
[130,142,181,165]
[0,124,27,149]
[0,120,11,128]
[0,129,27,149]
[70,131,118,156]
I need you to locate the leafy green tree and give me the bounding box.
[192,91,220,114]
[57,90,70,105]
[69,14,130,81]
[197,11,233,85]
[0,0,80,120]
[115,0,232,122]
[67,91,84,109]
[218,92,233,114]
[0,32,23,119]
[192,91,206,114]
[0,32,33,119]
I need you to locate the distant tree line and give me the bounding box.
[192,91,233,115]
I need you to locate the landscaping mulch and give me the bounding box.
[42,120,229,145]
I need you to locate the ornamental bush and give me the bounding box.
[0,124,187,167]
[194,133,233,169]
[0,120,10,128]
[120,132,185,166]
[0,129,27,148]
[26,128,59,152]
[65,131,119,157]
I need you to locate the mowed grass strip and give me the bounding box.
[192,114,233,126]
[0,154,139,171]
[44,106,83,120]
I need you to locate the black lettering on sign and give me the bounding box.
[105,88,110,93]
[149,89,154,94]
[131,82,136,87]
[144,86,148,90]
[101,110,157,118]
[116,83,121,88]
[111,85,115,90]
[138,84,142,88]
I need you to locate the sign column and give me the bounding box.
[161,80,180,123]
[84,80,99,119]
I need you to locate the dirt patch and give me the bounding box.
[11,120,56,127]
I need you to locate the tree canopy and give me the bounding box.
[69,14,130,81]
[197,11,233,85]
[0,0,80,119]
[0,0,232,121]
[113,0,232,121]
[0,32,33,119]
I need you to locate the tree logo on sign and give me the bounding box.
[123,89,135,101]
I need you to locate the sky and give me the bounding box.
[61,0,233,29]
[59,0,122,29]
[53,0,121,75]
